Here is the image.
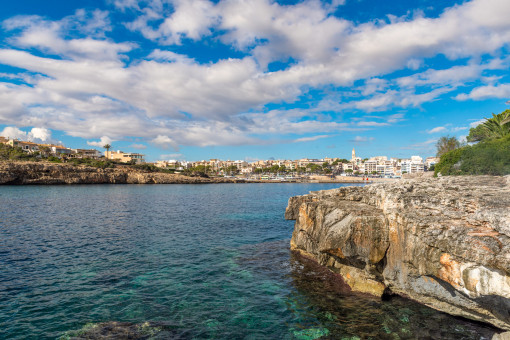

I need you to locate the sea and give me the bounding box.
[0,183,499,339]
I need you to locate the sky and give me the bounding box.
[0,0,509,162]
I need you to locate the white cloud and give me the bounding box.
[0,126,53,142]
[0,0,509,150]
[151,135,179,150]
[470,119,486,128]
[357,121,389,127]
[427,126,447,134]
[87,136,113,147]
[427,125,468,134]
[293,135,331,143]
[455,84,510,101]
[350,136,374,143]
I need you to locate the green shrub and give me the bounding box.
[48,156,62,163]
[0,144,39,161]
[435,135,510,176]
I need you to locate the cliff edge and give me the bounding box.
[0,161,244,184]
[285,176,510,330]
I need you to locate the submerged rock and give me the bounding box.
[285,175,510,330]
[60,321,190,339]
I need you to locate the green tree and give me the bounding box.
[436,136,460,157]
[435,134,510,176]
[39,146,51,158]
[467,110,510,142]
[307,163,321,173]
[227,165,239,175]
[269,164,280,173]
[103,144,112,159]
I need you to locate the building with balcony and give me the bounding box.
[107,150,145,164]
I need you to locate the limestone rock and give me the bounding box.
[286,175,510,330]
[0,161,247,185]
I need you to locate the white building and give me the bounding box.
[400,156,425,174]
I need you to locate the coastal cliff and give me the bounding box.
[0,161,244,184]
[285,176,510,330]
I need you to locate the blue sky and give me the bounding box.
[0,0,509,162]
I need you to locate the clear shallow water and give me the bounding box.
[0,184,498,339]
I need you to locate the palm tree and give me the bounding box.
[480,111,510,139]
[468,110,510,142]
[103,144,112,160]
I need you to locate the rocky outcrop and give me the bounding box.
[286,176,510,330]
[0,161,246,185]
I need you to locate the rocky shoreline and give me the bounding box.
[285,175,510,331]
[0,161,385,185]
[0,161,251,185]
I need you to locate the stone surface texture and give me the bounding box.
[0,161,247,185]
[286,175,510,330]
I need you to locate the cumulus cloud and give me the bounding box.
[87,136,113,147]
[455,84,510,101]
[151,135,179,150]
[0,0,509,149]
[0,126,54,143]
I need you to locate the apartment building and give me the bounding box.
[107,150,145,164]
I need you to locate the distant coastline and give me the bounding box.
[0,161,398,185]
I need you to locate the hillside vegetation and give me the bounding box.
[435,110,510,176]
[434,135,510,176]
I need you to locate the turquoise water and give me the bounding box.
[0,184,498,339]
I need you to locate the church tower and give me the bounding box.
[352,148,356,161]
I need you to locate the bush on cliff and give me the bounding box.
[435,134,510,176]
[69,157,115,168]
[0,144,39,161]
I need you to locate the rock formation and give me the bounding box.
[0,161,246,185]
[286,175,510,330]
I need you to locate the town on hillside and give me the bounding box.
[0,136,438,180]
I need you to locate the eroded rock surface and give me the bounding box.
[286,176,510,330]
[0,161,246,185]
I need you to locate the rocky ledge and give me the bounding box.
[285,175,510,330]
[0,161,246,185]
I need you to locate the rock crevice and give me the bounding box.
[286,176,510,330]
